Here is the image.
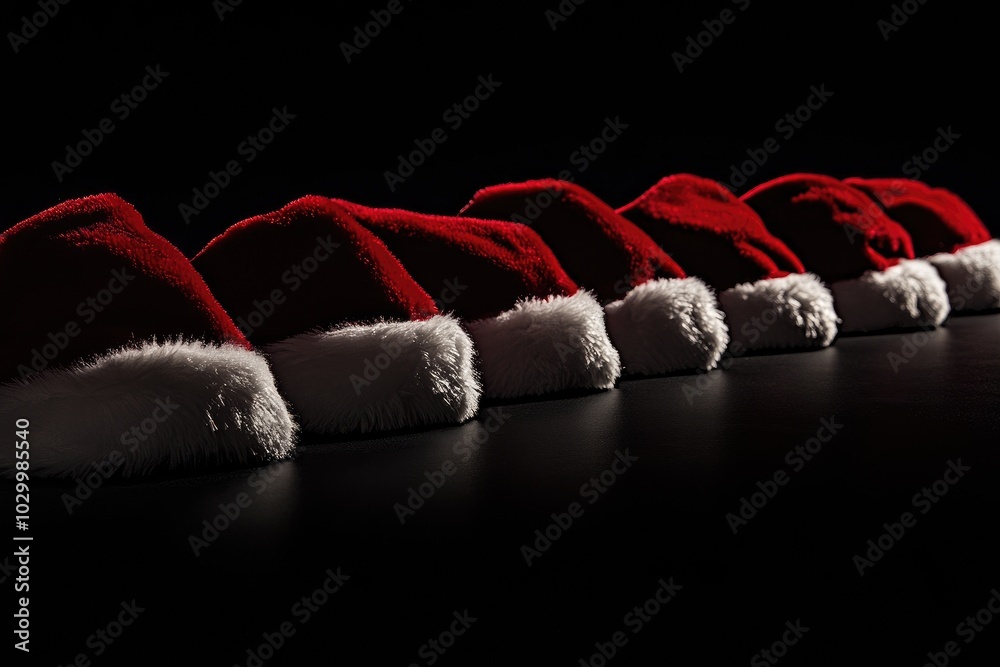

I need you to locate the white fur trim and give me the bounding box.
[466,290,621,399]
[926,239,1000,312]
[830,259,950,332]
[720,273,839,351]
[0,341,296,479]
[266,315,480,434]
[604,277,729,374]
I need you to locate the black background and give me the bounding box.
[4,2,1000,666]
[3,0,997,250]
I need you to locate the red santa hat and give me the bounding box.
[0,194,296,479]
[459,178,729,375]
[616,174,839,351]
[742,174,950,332]
[844,177,1000,312]
[330,199,621,399]
[192,196,480,435]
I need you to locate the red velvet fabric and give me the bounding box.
[0,193,248,381]
[332,199,579,322]
[193,196,438,345]
[844,177,992,256]
[459,179,685,304]
[742,174,916,283]
[616,174,804,291]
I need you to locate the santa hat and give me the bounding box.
[742,174,950,333]
[459,178,729,375]
[0,194,295,479]
[192,196,480,435]
[844,177,1000,312]
[330,199,621,399]
[616,174,839,351]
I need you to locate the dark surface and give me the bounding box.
[21,314,1000,666]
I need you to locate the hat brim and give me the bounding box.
[830,259,950,332]
[0,341,296,479]
[266,314,480,434]
[466,290,621,399]
[720,273,839,351]
[605,277,729,374]
[927,239,1000,312]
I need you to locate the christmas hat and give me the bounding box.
[616,174,839,351]
[459,178,729,374]
[742,174,950,332]
[330,198,621,399]
[192,196,480,435]
[844,177,1000,312]
[0,194,295,479]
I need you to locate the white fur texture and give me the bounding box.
[830,259,950,332]
[0,341,296,479]
[604,277,729,374]
[927,239,1000,312]
[266,315,480,434]
[466,290,621,399]
[720,273,839,351]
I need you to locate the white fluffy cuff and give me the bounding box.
[466,290,621,399]
[604,277,729,374]
[830,259,950,333]
[0,341,296,479]
[266,314,480,435]
[926,239,1000,312]
[720,273,839,351]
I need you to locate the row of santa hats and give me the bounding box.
[2,173,997,479]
